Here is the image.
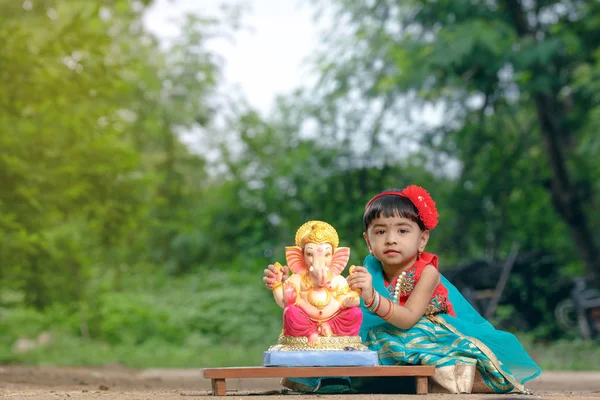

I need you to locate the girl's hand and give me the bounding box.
[263,263,289,290]
[346,266,374,302]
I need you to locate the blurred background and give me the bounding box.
[1,0,599,371]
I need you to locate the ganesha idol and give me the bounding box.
[265,220,367,352]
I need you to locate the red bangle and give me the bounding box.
[373,294,383,313]
[364,290,376,308]
[379,299,394,320]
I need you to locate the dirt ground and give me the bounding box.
[1,365,599,400]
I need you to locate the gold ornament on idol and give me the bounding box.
[269,262,283,290]
[295,220,339,249]
[269,335,368,351]
[301,272,333,309]
[307,288,331,309]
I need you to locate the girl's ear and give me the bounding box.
[419,229,430,252]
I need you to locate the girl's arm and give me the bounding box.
[375,265,439,329]
[349,265,440,330]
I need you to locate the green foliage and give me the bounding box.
[309,0,599,276]
[0,0,158,308]
[0,0,218,303]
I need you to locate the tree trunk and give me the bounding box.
[534,94,599,283]
[504,0,600,282]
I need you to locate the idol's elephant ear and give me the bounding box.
[285,246,306,274]
[329,247,350,276]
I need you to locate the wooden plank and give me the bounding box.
[203,365,434,379]
[415,376,428,395]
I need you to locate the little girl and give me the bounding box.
[345,185,541,394]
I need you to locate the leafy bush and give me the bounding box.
[1,268,284,367]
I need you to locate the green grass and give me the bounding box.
[519,336,600,371]
[5,332,599,370]
[4,334,269,368]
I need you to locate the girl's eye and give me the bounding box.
[375,230,385,235]
[399,229,408,234]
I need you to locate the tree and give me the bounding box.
[308,0,600,280]
[0,0,158,307]
[130,14,222,273]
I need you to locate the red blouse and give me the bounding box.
[384,252,456,317]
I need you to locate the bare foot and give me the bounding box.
[307,333,320,346]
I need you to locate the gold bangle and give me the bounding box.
[271,281,282,290]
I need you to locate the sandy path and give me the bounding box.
[1,366,599,399]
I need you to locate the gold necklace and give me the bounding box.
[307,288,331,309]
[392,270,415,302]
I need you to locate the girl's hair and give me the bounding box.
[363,189,427,232]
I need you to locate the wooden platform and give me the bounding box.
[202,365,435,396]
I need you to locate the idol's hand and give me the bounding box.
[263,263,289,290]
[346,266,374,302]
[283,281,298,305]
[341,293,360,308]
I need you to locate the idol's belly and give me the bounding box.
[298,290,339,319]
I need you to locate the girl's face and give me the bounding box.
[363,214,429,271]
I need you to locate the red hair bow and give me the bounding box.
[400,185,438,230]
[365,185,439,230]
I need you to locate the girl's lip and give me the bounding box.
[384,250,400,255]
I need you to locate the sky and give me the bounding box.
[143,0,449,172]
[144,0,321,114]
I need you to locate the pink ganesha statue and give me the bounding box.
[266,220,364,349]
